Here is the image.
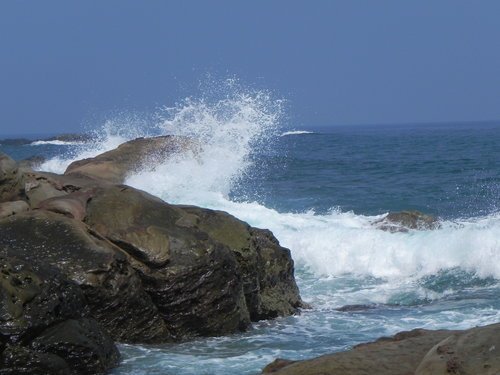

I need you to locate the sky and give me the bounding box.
[1,0,500,135]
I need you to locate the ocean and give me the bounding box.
[1,91,500,374]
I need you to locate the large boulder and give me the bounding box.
[178,205,305,320]
[64,135,192,184]
[0,211,170,344]
[84,185,252,339]
[0,255,119,374]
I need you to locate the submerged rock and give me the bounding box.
[373,210,439,232]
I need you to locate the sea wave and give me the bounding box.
[281,130,315,136]
[38,82,500,287]
[30,140,83,146]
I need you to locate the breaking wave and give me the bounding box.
[38,81,500,298]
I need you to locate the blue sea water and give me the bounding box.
[2,100,500,374]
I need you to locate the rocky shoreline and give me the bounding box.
[1,135,499,375]
[0,136,305,374]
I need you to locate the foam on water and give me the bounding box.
[280,130,315,136]
[30,140,84,146]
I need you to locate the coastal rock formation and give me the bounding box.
[373,210,439,232]
[0,140,305,352]
[262,323,500,375]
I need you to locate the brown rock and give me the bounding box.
[65,135,193,184]
[0,200,30,219]
[416,323,500,375]
[374,211,439,232]
[261,328,456,375]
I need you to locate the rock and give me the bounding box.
[416,323,500,375]
[373,211,439,232]
[0,200,29,219]
[0,138,31,146]
[65,135,193,184]
[84,185,251,339]
[0,153,20,203]
[178,206,306,319]
[0,211,170,343]
[21,171,68,208]
[38,191,92,220]
[336,304,376,312]
[0,255,119,374]
[261,328,456,374]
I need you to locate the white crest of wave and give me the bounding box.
[31,140,83,146]
[127,86,282,199]
[280,130,315,136]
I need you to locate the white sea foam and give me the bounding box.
[30,140,83,146]
[280,130,315,136]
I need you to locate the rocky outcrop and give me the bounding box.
[373,210,439,232]
[262,323,500,375]
[0,139,305,350]
[64,135,193,183]
[0,255,119,374]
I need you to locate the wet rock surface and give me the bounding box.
[373,210,440,232]
[0,256,119,374]
[262,324,500,375]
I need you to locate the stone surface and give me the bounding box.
[261,328,456,375]
[65,135,192,184]
[0,200,29,219]
[373,210,439,232]
[0,255,119,374]
[0,211,169,344]
[416,323,500,375]
[85,185,252,339]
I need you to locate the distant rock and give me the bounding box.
[0,138,32,146]
[335,304,376,312]
[373,210,440,232]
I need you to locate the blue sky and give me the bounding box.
[1,1,500,134]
